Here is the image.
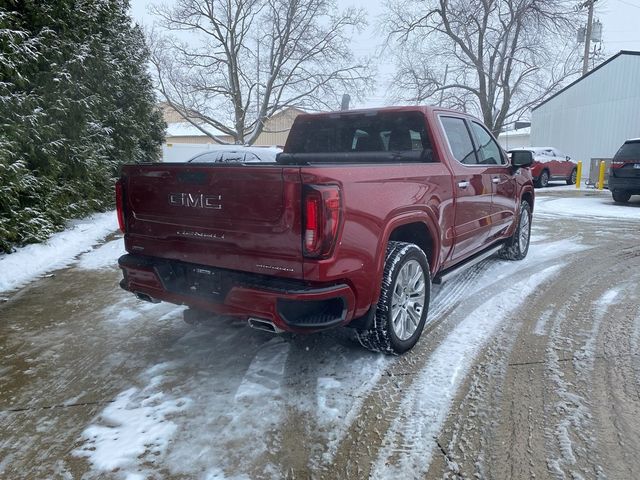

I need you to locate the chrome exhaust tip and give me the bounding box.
[248,317,284,334]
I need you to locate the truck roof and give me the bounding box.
[294,105,479,120]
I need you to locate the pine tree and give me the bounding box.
[0,0,165,253]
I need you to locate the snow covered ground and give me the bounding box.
[536,194,640,219]
[1,190,639,479]
[0,211,119,294]
[64,232,588,479]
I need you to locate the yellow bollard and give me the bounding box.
[575,161,582,189]
[597,160,606,190]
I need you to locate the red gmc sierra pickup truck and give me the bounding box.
[117,106,535,354]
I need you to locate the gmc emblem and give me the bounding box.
[169,193,222,209]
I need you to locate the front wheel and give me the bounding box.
[356,241,430,355]
[566,168,577,185]
[499,200,532,261]
[535,170,549,188]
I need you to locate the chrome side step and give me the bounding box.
[433,244,503,285]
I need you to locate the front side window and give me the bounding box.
[440,116,476,165]
[470,122,505,165]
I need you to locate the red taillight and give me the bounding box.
[303,185,341,258]
[115,179,126,233]
[610,159,625,169]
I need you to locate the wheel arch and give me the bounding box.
[521,189,534,211]
[372,213,441,306]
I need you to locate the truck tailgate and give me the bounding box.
[121,163,303,277]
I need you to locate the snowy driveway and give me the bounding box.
[1,188,639,479]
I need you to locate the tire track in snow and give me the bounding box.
[545,287,623,480]
[421,220,640,480]
[370,265,563,479]
[324,237,587,479]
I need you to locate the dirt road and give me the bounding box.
[1,188,639,479]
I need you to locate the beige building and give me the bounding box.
[161,103,305,147]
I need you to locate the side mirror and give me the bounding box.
[511,150,533,168]
[565,155,571,161]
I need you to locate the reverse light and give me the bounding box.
[303,185,342,258]
[115,179,126,233]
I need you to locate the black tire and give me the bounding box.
[499,200,532,261]
[535,170,549,188]
[356,241,431,355]
[612,190,631,203]
[566,168,577,185]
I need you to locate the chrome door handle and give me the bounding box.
[458,181,470,188]
[492,177,500,184]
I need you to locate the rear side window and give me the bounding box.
[287,111,430,155]
[614,142,640,160]
[440,116,476,164]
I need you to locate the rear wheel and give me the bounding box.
[499,200,532,261]
[612,190,631,203]
[566,168,577,185]
[535,170,550,188]
[356,241,430,355]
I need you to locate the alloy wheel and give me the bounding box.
[390,259,426,341]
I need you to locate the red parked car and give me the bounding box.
[116,106,535,354]
[509,147,577,188]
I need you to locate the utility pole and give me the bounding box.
[582,0,597,75]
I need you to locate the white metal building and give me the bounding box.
[498,127,531,150]
[531,51,640,176]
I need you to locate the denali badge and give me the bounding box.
[177,230,225,239]
[256,264,294,272]
[169,193,222,209]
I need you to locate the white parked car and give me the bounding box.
[187,146,282,163]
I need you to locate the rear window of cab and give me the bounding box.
[287,111,431,155]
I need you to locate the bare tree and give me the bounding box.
[150,0,373,145]
[384,0,582,135]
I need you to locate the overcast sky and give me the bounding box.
[131,0,640,108]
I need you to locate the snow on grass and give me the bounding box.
[0,211,117,293]
[535,195,640,219]
[74,362,191,478]
[371,264,564,479]
[76,237,124,270]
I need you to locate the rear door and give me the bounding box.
[439,115,494,262]
[122,164,304,277]
[553,148,573,178]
